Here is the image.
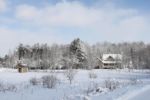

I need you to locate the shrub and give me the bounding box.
[64,69,77,84]
[84,82,98,96]
[129,78,142,85]
[84,85,94,96]
[0,82,17,92]
[88,71,97,79]
[6,84,17,92]
[42,75,58,88]
[30,78,39,86]
[104,79,120,91]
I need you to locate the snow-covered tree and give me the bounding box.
[70,38,87,69]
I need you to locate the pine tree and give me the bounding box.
[70,38,87,69]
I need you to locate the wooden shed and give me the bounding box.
[17,63,28,73]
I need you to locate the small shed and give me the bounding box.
[17,63,28,73]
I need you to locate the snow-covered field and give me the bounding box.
[0,68,150,100]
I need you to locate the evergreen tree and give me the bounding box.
[70,38,87,69]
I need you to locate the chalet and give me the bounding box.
[97,54,122,69]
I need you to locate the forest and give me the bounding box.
[1,38,150,69]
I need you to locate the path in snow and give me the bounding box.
[128,85,150,100]
[117,85,150,100]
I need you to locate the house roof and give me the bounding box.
[102,54,122,61]
[103,60,122,64]
[17,63,28,68]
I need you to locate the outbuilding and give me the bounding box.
[17,63,28,73]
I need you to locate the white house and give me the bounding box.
[97,54,122,69]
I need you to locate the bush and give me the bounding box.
[104,79,120,91]
[30,78,39,86]
[84,82,98,96]
[129,78,142,85]
[42,75,58,89]
[64,69,77,84]
[0,82,17,92]
[6,84,17,92]
[84,86,94,96]
[88,71,97,79]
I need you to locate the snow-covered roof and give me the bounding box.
[102,60,122,64]
[102,54,122,61]
[17,60,28,67]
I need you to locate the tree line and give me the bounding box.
[1,38,150,69]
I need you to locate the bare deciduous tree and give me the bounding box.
[64,69,77,84]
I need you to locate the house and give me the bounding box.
[97,54,122,69]
[17,63,28,73]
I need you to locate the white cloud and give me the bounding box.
[0,0,7,12]
[14,1,149,34]
[0,28,64,56]
[16,5,38,20]
[15,2,102,27]
[118,16,147,34]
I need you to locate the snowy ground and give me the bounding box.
[0,68,150,100]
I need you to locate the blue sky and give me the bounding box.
[0,0,150,56]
